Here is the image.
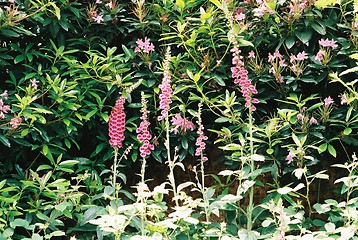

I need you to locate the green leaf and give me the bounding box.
[295,30,313,44]
[210,0,223,9]
[181,137,188,150]
[10,219,29,229]
[176,0,185,10]
[343,128,352,135]
[315,0,338,8]
[266,148,274,155]
[318,143,327,153]
[285,36,296,49]
[311,22,326,35]
[0,28,20,37]
[0,135,10,147]
[328,144,337,157]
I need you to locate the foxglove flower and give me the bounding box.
[231,46,259,111]
[137,93,154,158]
[195,103,208,161]
[158,48,172,121]
[109,96,126,148]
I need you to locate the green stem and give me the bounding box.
[247,108,255,231]
[200,158,210,222]
[113,147,118,197]
[166,114,179,207]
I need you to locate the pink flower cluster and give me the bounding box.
[318,38,338,49]
[10,116,22,129]
[0,93,10,119]
[108,96,126,148]
[231,46,259,111]
[170,113,195,134]
[134,37,155,53]
[137,95,154,158]
[268,51,287,83]
[158,49,172,121]
[195,108,208,162]
[253,0,275,17]
[315,38,337,64]
[324,96,334,107]
[289,51,308,76]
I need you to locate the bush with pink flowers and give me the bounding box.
[0,0,357,239]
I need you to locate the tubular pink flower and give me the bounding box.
[286,149,296,164]
[109,96,126,148]
[231,46,259,111]
[137,93,154,158]
[315,50,325,63]
[195,104,208,161]
[158,49,172,121]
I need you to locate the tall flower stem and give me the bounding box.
[166,114,179,207]
[112,147,119,196]
[200,158,210,223]
[140,156,147,236]
[247,107,255,231]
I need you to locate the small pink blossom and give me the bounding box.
[9,0,15,3]
[248,51,255,59]
[93,14,103,23]
[0,99,10,119]
[135,37,155,54]
[106,2,113,9]
[297,113,304,120]
[235,12,246,21]
[286,149,296,164]
[315,50,325,63]
[318,38,338,49]
[324,96,334,107]
[340,93,348,105]
[171,113,195,134]
[30,79,39,89]
[10,116,22,129]
[310,117,317,125]
[0,90,8,99]
[96,0,102,3]
[296,51,308,61]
